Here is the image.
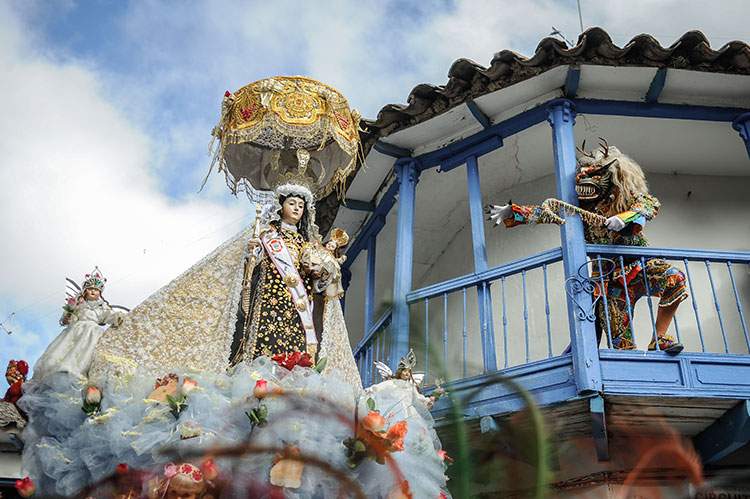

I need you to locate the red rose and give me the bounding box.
[272,351,313,370]
[115,463,129,475]
[253,379,269,399]
[15,476,35,497]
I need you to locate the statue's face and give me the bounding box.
[325,240,338,252]
[83,288,101,301]
[281,196,305,225]
[575,161,615,204]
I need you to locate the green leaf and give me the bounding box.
[314,356,328,373]
[366,398,375,411]
[259,404,268,419]
[353,440,366,453]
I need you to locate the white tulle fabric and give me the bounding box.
[19,357,448,498]
[32,300,124,382]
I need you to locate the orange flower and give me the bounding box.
[181,377,198,395]
[361,411,386,433]
[385,421,408,452]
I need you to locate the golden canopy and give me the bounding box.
[209,76,362,201]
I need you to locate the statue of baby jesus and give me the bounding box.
[300,228,350,300]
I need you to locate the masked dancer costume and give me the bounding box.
[488,141,686,354]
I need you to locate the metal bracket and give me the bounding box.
[564,258,615,322]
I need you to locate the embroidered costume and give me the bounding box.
[493,141,687,353]
[232,222,314,362]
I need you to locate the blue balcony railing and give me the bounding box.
[352,245,750,388]
[587,245,750,355]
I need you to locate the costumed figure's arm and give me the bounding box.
[603,193,661,233]
[487,202,565,228]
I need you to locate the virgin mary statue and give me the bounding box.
[23,77,449,498]
[88,76,363,390]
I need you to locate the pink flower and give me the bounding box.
[437,449,453,463]
[84,385,102,405]
[201,458,219,481]
[164,463,178,479]
[253,379,269,399]
[15,476,35,497]
[181,376,198,395]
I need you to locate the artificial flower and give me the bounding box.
[15,476,35,497]
[253,379,269,399]
[272,351,313,370]
[437,449,453,464]
[201,458,219,481]
[82,385,103,416]
[385,421,408,452]
[164,463,178,479]
[181,376,198,395]
[84,385,102,404]
[361,411,387,433]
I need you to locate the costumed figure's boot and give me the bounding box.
[648,334,684,355]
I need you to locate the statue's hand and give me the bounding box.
[247,238,261,253]
[486,204,512,226]
[605,215,626,232]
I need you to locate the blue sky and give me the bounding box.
[1,0,749,376]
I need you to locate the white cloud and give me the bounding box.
[0,4,252,369]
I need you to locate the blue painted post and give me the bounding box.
[390,159,420,368]
[364,235,377,335]
[548,99,603,394]
[341,267,351,313]
[466,155,498,372]
[733,113,750,159]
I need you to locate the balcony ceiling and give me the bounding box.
[332,29,750,241]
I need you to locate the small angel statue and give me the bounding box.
[374,349,425,388]
[32,267,128,382]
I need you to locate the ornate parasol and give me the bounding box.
[207,76,362,202]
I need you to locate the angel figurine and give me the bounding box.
[374,349,425,388]
[32,267,127,382]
